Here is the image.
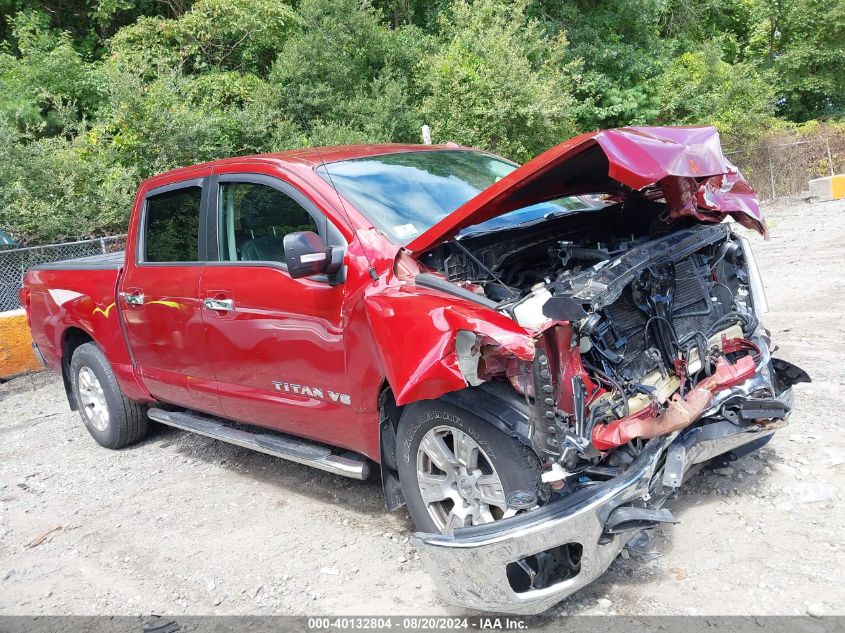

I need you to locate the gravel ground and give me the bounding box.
[1,199,843,618]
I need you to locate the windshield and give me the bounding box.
[316,150,592,244]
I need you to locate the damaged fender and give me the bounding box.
[363,282,535,406]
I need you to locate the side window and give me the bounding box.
[218,182,319,264]
[144,186,202,263]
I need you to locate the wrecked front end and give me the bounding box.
[361,127,811,614]
[409,221,809,612]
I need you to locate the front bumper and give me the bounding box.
[413,369,794,615]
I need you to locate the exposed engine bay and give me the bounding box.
[419,200,809,491]
[400,127,812,613]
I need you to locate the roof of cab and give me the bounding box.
[142,143,466,187]
[259,142,464,166]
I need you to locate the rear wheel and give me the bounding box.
[396,400,545,534]
[70,342,148,449]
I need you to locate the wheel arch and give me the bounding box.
[60,326,96,410]
[378,382,406,511]
[438,383,533,447]
[378,380,535,512]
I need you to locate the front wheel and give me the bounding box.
[396,400,546,534]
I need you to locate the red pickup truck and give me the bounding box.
[21,126,808,614]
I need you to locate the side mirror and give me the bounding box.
[283,231,343,279]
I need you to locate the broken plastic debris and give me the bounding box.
[625,530,662,561]
[787,481,834,505]
[825,447,845,468]
[541,462,567,483]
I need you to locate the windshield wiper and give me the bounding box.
[543,209,576,220]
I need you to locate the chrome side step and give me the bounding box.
[147,408,371,480]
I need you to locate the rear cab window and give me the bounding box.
[142,185,203,263]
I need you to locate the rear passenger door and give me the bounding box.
[119,178,222,415]
[200,173,354,446]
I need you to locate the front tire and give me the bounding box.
[396,400,545,534]
[70,342,148,449]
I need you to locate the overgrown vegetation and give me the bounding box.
[0,0,843,243]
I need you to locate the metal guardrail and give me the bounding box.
[0,235,126,312]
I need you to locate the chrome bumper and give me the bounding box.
[413,382,794,615]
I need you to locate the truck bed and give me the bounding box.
[22,255,131,384]
[30,250,125,271]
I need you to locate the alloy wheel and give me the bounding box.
[78,366,109,432]
[415,425,516,534]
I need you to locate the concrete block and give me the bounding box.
[0,309,42,379]
[808,174,845,201]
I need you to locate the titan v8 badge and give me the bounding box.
[272,381,351,406]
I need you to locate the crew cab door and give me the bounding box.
[200,172,355,446]
[119,177,221,414]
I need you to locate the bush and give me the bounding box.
[0,0,843,244]
[416,0,577,161]
[0,11,103,135]
[0,119,137,242]
[656,40,778,145]
[108,0,298,76]
[262,0,422,147]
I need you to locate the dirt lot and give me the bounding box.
[1,199,843,618]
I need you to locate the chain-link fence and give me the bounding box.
[0,235,126,312]
[726,136,844,201]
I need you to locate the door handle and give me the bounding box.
[204,298,234,312]
[120,291,144,305]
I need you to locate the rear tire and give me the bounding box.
[396,399,545,534]
[70,342,148,449]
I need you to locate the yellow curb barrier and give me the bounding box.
[809,174,845,201]
[0,309,42,380]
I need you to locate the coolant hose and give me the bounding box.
[592,354,757,451]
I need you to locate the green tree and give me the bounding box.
[417,0,577,161]
[0,0,182,57]
[108,0,297,76]
[532,0,666,130]
[262,0,423,147]
[748,0,845,120]
[657,40,777,144]
[0,11,103,134]
[1,0,845,245]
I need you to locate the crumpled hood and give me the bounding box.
[405,125,765,255]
